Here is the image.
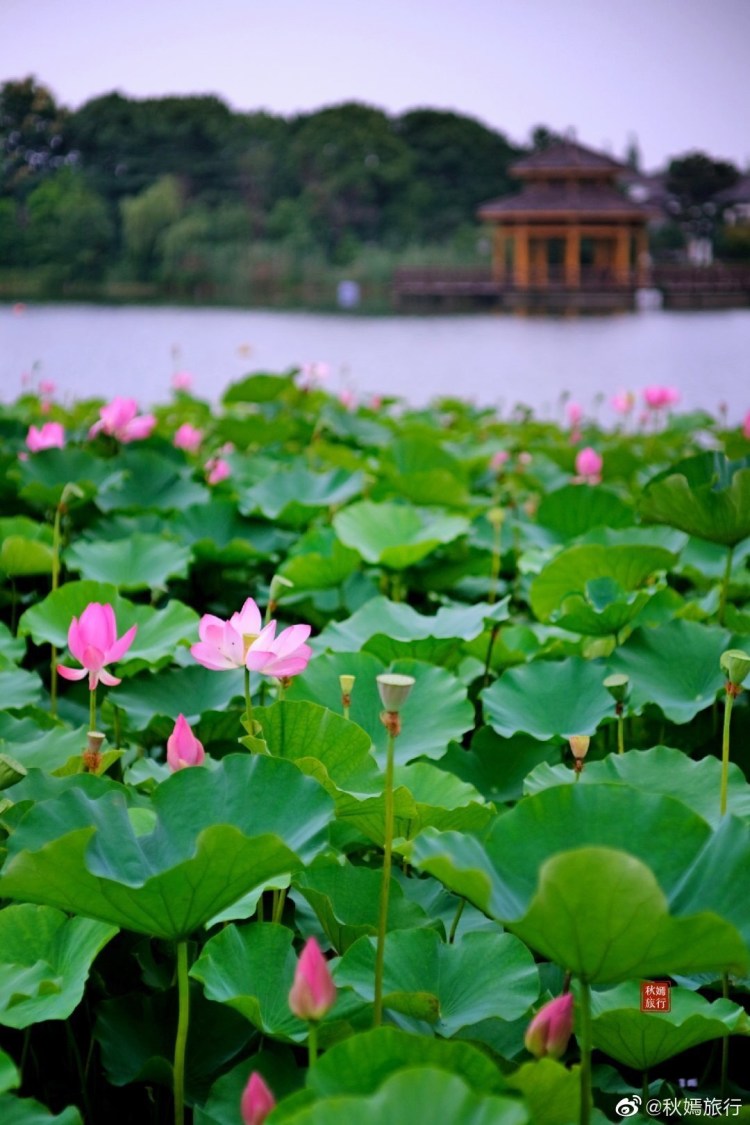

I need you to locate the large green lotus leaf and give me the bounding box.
[0,904,117,1028]
[607,619,729,723]
[0,516,54,550]
[306,1026,507,1098]
[194,1048,301,1125]
[640,452,750,546]
[0,622,25,664]
[676,535,750,584]
[335,929,539,1035]
[289,653,473,766]
[588,981,750,1070]
[529,544,675,623]
[251,700,380,795]
[239,467,364,523]
[271,1068,527,1125]
[0,515,55,577]
[0,717,88,774]
[222,372,295,403]
[13,447,113,509]
[0,667,42,709]
[333,501,470,569]
[279,526,360,590]
[0,1047,19,1094]
[669,815,750,952]
[18,582,198,669]
[0,755,333,939]
[191,922,362,1044]
[442,729,560,804]
[313,595,509,654]
[293,863,432,954]
[536,485,633,540]
[63,533,192,590]
[96,449,209,512]
[553,581,657,637]
[380,468,470,508]
[524,746,750,828]
[0,1095,82,1124]
[390,762,494,838]
[481,658,612,740]
[113,665,242,728]
[406,785,750,980]
[172,501,293,563]
[95,986,252,1100]
[505,1059,580,1125]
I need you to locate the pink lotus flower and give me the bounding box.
[491,450,510,471]
[205,456,231,485]
[742,410,750,440]
[191,599,312,680]
[171,371,194,392]
[57,603,137,690]
[26,422,65,452]
[524,993,574,1060]
[166,714,205,771]
[173,423,203,454]
[253,622,312,679]
[518,451,532,466]
[574,447,603,484]
[38,379,56,398]
[612,391,635,415]
[89,397,156,443]
[288,937,336,1021]
[338,389,355,410]
[643,385,679,410]
[369,394,383,411]
[241,1073,275,1125]
[566,402,583,426]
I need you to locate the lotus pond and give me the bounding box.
[0,374,749,1125]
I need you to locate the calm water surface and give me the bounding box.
[1,303,748,421]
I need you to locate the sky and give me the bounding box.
[1,0,749,172]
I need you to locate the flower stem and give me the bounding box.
[721,971,730,1098]
[307,1021,318,1068]
[448,897,465,944]
[244,666,253,731]
[578,978,592,1125]
[720,689,735,817]
[173,941,190,1125]
[272,888,287,924]
[89,687,97,733]
[617,710,625,755]
[373,727,396,1028]
[49,501,63,717]
[719,545,734,627]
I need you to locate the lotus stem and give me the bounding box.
[448,897,465,944]
[244,666,253,730]
[272,888,287,924]
[307,1021,318,1068]
[173,941,190,1125]
[373,725,396,1027]
[721,972,730,1098]
[718,546,734,627]
[89,687,97,734]
[578,978,593,1125]
[720,688,735,817]
[616,705,625,755]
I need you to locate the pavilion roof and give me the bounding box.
[511,140,626,177]
[478,183,657,222]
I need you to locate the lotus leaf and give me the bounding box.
[640,452,750,546]
[481,657,613,740]
[333,501,470,568]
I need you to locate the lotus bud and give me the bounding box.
[720,649,750,691]
[166,714,206,771]
[603,673,630,706]
[524,993,574,1060]
[288,936,336,1022]
[376,673,415,714]
[240,1072,276,1125]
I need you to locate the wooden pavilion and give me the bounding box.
[477,140,655,308]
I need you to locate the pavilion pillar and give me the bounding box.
[564,226,580,288]
[492,226,506,284]
[530,238,548,287]
[514,226,530,288]
[635,226,649,286]
[614,227,631,285]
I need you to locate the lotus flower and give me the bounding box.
[26,422,65,452]
[173,423,203,453]
[38,379,56,398]
[574,447,603,484]
[566,402,583,426]
[192,599,312,679]
[171,371,194,392]
[205,456,231,485]
[612,391,635,415]
[240,1073,276,1125]
[166,714,205,771]
[524,993,574,1059]
[643,385,679,410]
[288,937,336,1021]
[89,397,156,443]
[57,603,137,689]
[491,450,510,471]
[743,410,750,441]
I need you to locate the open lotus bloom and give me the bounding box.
[89,396,156,442]
[166,714,205,771]
[524,992,574,1060]
[193,598,312,679]
[57,602,137,690]
[240,1072,275,1125]
[288,936,336,1021]
[643,385,680,410]
[173,422,203,453]
[26,422,65,452]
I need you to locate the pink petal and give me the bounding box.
[261,649,312,678]
[67,615,84,662]
[270,623,311,659]
[97,669,121,687]
[198,614,229,645]
[107,622,138,663]
[57,665,87,681]
[231,598,262,637]
[190,641,242,671]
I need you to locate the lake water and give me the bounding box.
[1,303,749,422]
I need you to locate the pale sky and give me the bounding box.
[1,0,748,171]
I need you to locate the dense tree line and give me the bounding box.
[0,77,745,297]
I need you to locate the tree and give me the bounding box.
[0,77,72,198]
[666,152,739,209]
[120,175,183,279]
[25,167,113,280]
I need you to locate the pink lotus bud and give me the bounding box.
[491,450,510,471]
[744,411,750,441]
[574,447,602,483]
[166,714,205,771]
[171,371,194,392]
[26,422,65,452]
[338,389,355,410]
[518,451,532,466]
[288,936,336,1021]
[566,402,583,426]
[205,457,231,485]
[57,602,137,691]
[38,379,56,398]
[612,391,635,415]
[173,423,203,453]
[524,993,574,1059]
[240,1072,276,1125]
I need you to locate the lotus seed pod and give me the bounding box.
[720,649,750,688]
[487,506,505,530]
[568,735,590,761]
[339,674,356,695]
[603,673,630,704]
[376,673,416,713]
